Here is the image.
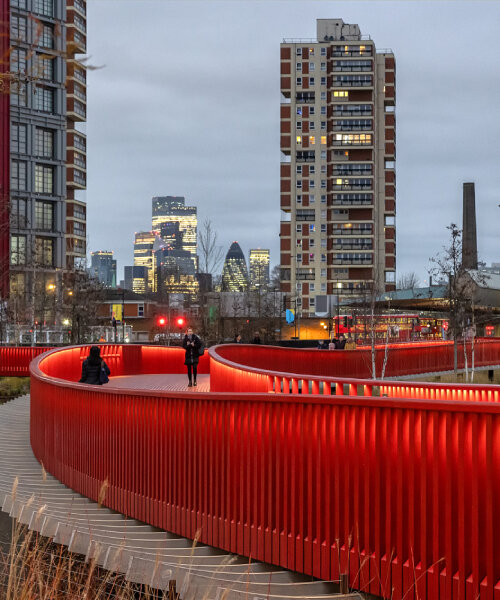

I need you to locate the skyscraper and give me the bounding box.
[89,251,116,288]
[133,231,157,292]
[0,0,88,310]
[279,19,396,316]
[249,249,270,291]
[222,242,248,292]
[152,196,197,257]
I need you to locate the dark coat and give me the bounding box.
[335,337,346,350]
[79,359,110,385]
[183,334,202,365]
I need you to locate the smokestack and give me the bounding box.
[462,182,478,270]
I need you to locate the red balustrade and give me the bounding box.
[24,343,500,600]
[0,346,55,376]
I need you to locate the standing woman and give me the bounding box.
[182,327,202,387]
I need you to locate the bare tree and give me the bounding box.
[198,220,224,275]
[270,264,281,290]
[429,224,483,376]
[397,272,420,290]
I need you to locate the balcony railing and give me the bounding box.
[333,228,373,236]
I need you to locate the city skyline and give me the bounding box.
[85,1,500,284]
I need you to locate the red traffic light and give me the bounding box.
[157,316,167,327]
[176,317,185,328]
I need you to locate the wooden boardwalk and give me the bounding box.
[108,374,210,393]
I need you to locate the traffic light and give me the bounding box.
[176,317,185,329]
[157,316,167,327]
[343,316,348,328]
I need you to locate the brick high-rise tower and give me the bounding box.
[279,19,396,316]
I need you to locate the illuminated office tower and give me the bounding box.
[89,251,116,288]
[249,249,270,291]
[222,242,248,292]
[279,19,396,316]
[133,231,157,292]
[151,196,197,257]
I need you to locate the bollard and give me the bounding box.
[340,573,349,594]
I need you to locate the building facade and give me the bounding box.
[89,250,116,288]
[279,18,396,317]
[222,241,248,292]
[249,248,270,291]
[0,0,87,317]
[151,196,197,258]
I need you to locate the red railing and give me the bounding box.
[26,343,500,600]
[0,346,56,376]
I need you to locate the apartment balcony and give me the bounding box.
[333,242,373,250]
[332,49,373,58]
[67,129,86,153]
[332,77,373,88]
[332,65,373,73]
[67,149,87,172]
[67,97,86,122]
[333,258,373,266]
[332,228,373,236]
[67,167,86,190]
[67,59,87,85]
[331,198,373,207]
[295,92,315,103]
[333,183,373,191]
[333,124,373,132]
[332,108,372,117]
[67,25,86,54]
[67,0,86,18]
[332,167,372,176]
[66,78,86,104]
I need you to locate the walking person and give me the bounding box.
[182,327,202,387]
[79,346,111,385]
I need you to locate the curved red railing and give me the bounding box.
[0,346,56,376]
[24,342,500,600]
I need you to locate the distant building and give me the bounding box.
[249,249,270,291]
[123,265,148,294]
[222,242,249,292]
[279,18,396,316]
[89,251,116,288]
[155,247,198,298]
[152,196,197,257]
[133,231,157,292]
[482,263,500,275]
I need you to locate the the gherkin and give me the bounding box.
[222,242,248,292]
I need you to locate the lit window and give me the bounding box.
[309,136,315,145]
[309,48,314,55]
[360,45,366,55]
[296,135,302,144]
[336,178,343,185]
[309,253,315,260]
[310,224,315,232]
[321,136,327,145]
[333,91,349,98]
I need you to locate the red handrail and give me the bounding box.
[27,343,500,600]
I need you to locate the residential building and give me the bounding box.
[0,0,87,318]
[222,241,248,292]
[249,248,270,291]
[89,250,116,288]
[279,18,396,317]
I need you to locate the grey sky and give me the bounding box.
[85,0,500,284]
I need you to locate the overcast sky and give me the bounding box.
[85,0,500,284]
